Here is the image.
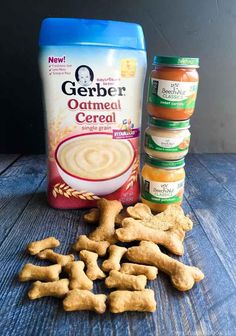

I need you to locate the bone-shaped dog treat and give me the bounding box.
[105,270,147,290]
[84,208,127,227]
[116,218,185,255]
[155,205,193,231]
[120,263,158,280]
[19,263,61,282]
[109,289,156,313]
[64,261,93,290]
[89,198,123,243]
[102,245,127,272]
[27,237,60,255]
[127,203,153,220]
[79,250,106,280]
[28,279,69,300]
[126,241,204,291]
[63,289,107,313]
[127,204,193,231]
[37,249,74,266]
[73,235,109,256]
[83,208,100,223]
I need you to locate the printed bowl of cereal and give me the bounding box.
[55,133,135,195]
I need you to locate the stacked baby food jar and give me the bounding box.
[141,56,199,212]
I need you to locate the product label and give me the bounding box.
[40,46,146,208]
[141,178,185,203]
[145,132,190,153]
[147,78,198,109]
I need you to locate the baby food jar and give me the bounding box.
[141,154,185,213]
[144,117,191,160]
[147,56,199,120]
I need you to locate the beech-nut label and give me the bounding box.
[141,178,185,204]
[148,78,198,109]
[145,133,190,153]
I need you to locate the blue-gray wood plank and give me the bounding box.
[0,154,235,336]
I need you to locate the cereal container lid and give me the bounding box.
[39,18,146,50]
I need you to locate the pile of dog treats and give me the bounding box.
[18,199,204,313]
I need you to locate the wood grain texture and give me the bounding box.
[0,154,20,174]
[0,154,235,336]
[195,153,236,199]
[0,155,46,246]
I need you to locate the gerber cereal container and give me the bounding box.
[39,18,147,208]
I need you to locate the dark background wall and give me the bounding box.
[1,0,236,153]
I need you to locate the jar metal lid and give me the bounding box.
[145,154,185,168]
[148,116,190,130]
[153,55,199,68]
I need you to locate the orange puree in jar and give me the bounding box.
[141,155,185,212]
[147,56,199,120]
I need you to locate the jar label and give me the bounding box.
[145,132,190,152]
[141,178,185,203]
[147,78,198,109]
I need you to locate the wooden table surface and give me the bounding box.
[0,154,236,336]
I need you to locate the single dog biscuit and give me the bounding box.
[105,270,147,291]
[120,263,158,280]
[83,208,100,223]
[89,198,123,243]
[127,203,153,220]
[37,249,74,266]
[64,261,93,290]
[127,204,193,231]
[84,208,127,227]
[109,289,156,313]
[102,245,127,272]
[116,218,185,255]
[126,241,204,291]
[19,263,61,282]
[63,289,107,313]
[79,250,106,281]
[153,204,193,231]
[28,279,69,299]
[27,237,60,255]
[73,235,109,256]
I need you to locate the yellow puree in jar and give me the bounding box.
[58,137,134,179]
[141,157,185,212]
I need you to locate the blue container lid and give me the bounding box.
[39,18,146,50]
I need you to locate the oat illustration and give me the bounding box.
[126,158,139,190]
[52,183,100,200]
